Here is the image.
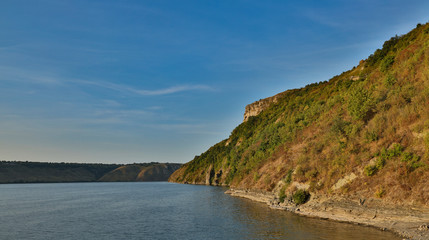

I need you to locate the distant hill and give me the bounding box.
[170,22,429,206]
[0,161,181,183]
[99,163,182,182]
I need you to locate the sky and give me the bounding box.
[1,0,428,164]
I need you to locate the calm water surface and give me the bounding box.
[0,182,401,240]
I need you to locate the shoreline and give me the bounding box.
[225,188,429,240]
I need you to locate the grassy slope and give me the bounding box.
[170,23,429,205]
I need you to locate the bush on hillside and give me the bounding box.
[384,74,397,87]
[401,152,423,172]
[381,56,395,72]
[279,186,287,203]
[292,189,310,205]
[347,86,374,121]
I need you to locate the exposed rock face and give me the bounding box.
[205,165,214,185]
[243,92,284,122]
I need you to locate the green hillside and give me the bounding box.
[170,23,429,205]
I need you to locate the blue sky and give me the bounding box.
[1,0,428,164]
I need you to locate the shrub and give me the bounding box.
[401,152,416,162]
[253,172,260,181]
[347,86,374,120]
[331,117,350,135]
[345,122,363,138]
[375,157,386,170]
[381,56,395,72]
[292,189,310,204]
[375,187,386,198]
[279,186,287,203]
[401,152,423,172]
[384,74,397,87]
[365,130,378,142]
[284,170,293,184]
[366,36,400,67]
[389,143,403,157]
[364,164,378,176]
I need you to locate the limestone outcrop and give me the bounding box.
[243,92,285,122]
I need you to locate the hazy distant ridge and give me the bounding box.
[0,161,181,183]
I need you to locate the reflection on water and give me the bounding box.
[0,182,401,240]
[230,196,398,240]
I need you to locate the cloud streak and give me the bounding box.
[0,66,214,96]
[74,79,214,96]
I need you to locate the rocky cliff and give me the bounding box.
[243,92,285,122]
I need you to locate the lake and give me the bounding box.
[0,182,401,240]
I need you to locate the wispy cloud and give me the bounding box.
[303,9,344,28]
[0,66,63,85]
[74,79,214,96]
[0,66,214,96]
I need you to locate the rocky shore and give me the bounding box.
[225,188,429,240]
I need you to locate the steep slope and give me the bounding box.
[170,23,429,206]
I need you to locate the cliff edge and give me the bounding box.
[243,92,285,122]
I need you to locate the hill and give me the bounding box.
[99,163,182,182]
[169,23,429,238]
[0,161,181,183]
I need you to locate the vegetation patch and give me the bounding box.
[375,187,386,198]
[292,189,310,205]
[384,74,397,87]
[347,85,374,121]
[381,56,395,72]
[401,152,424,172]
[284,170,293,185]
[279,186,287,203]
[365,144,403,176]
[364,164,379,177]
